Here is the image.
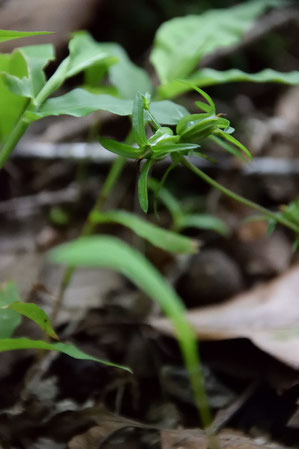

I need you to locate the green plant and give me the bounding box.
[1,0,299,432]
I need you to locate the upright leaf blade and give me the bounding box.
[50,236,211,425]
[132,92,147,147]
[138,159,154,213]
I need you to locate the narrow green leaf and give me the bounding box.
[91,210,198,254]
[36,89,133,118]
[149,178,183,224]
[178,214,229,236]
[152,142,199,158]
[6,302,58,340]
[209,135,248,162]
[158,66,299,99]
[214,129,252,160]
[99,138,142,159]
[0,282,21,338]
[133,92,147,147]
[0,30,53,44]
[0,338,130,371]
[138,159,154,213]
[49,236,210,424]
[195,66,299,87]
[266,218,277,236]
[178,80,215,114]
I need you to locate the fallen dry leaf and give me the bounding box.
[151,265,299,369]
[161,428,278,449]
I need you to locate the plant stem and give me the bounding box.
[51,156,126,323]
[180,156,299,235]
[0,106,30,169]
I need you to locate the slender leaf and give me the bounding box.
[151,0,285,83]
[0,338,130,371]
[178,213,229,236]
[133,92,147,147]
[209,134,248,162]
[138,159,154,213]
[152,142,199,158]
[99,138,142,159]
[50,236,210,424]
[214,129,252,159]
[7,302,58,340]
[158,67,299,99]
[0,282,21,338]
[91,210,198,254]
[149,178,183,223]
[0,30,52,43]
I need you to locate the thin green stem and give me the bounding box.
[51,156,126,323]
[180,156,299,235]
[0,101,30,169]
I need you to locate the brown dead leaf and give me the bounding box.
[151,265,299,369]
[161,428,276,449]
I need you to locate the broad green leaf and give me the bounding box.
[50,236,210,423]
[2,45,55,99]
[177,214,229,236]
[158,68,299,99]
[7,302,58,340]
[67,31,116,79]
[36,89,133,118]
[138,159,154,213]
[151,0,285,83]
[85,41,152,99]
[99,138,142,159]
[0,30,52,44]
[0,51,28,143]
[91,210,198,254]
[30,89,189,125]
[133,92,147,147]
[0,282,21,338]
[149,101,189,125]
[1,72,32,97]
[18,44,55,97]
[0,338,130,371]
[35,32,117,104]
